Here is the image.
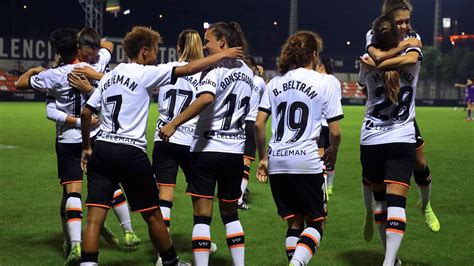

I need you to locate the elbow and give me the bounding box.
[255,121,265,132]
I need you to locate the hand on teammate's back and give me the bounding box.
[158,123,176,142]
[80,148,92,173]
[256,159,269,183]
[360,55,376,68]
[72,66,102,80]
[91,115,100,128]
[68,72,93,93]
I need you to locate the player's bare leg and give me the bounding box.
[81,206,108,265]
[285,216,304,262]
[414,148,440,232]
[362,179,375,241]
[219,200,245,265]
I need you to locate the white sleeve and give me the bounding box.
[29,70,54,92]
[323,82,344,123]
[93,48,112,74]
[45,97,68,124]
[85,86,103,114]
[365,30,374,50]
[258,84,271,114]
[405,33,423,59]
[357,59,369,87]
[142,64,177,91]
[196,68,219,97]
[246,84,260,122]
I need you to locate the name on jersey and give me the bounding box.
[97,131,137,145]
[203,130,245,140]
[221,72,255,91]
[372,71,414,84]
[269,148,307,157]
[273,80,317,99]
[100,75,138,92]
[183,75,200,89]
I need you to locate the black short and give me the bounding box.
[243,120,256,161]
[360,143,416,188]
[56,141,83,185]
[269,173,327,221]
[186,152,243,202]
[317,126,330,149]
[152,141,191,186]
[86,141,159,212]
[414,120,424,150]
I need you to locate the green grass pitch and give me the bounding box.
[0,102,473,265]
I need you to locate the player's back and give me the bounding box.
[90,63,175,150]
[264,68,342,174]
[192,59,254,154]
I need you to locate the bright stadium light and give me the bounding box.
[273,21,278,26]
[346,41,351,46]
[123,9,130,15]
[159,14,164,19]
[203,22,210,30]
[23,4,27,9]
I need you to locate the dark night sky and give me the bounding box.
[1,0,473,61]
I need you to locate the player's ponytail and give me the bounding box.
[278,31,322,75]
[177,29,204,62]
[373,16,401,103]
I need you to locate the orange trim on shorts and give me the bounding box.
[283,214,296,220]
[60,180,83,186]
[388,217,406,223]
[186,192,214,199]
[86,203,111,209]
[286,246,296,251]
[373,211,387,215]
[229,244,245,249]
[243,155,255,161]
[113,201,127,208]
[134,206,159,213]
[113,191,123,198]
[296,243,313,255]
[226,233,244,239]
[243,170,250,175]
[311,217,325,222]
[386,228,405,235]
[157,183,176,187]
[376,221,386,225]
[163,218,171,221]
[416,142,425,151]
[384,180,411,188]
[220,198,240,203]
[66,218,82,222]
[192,237,211,241]
[301,233,319,248]
[66,208,82,212]
[193,248,211,252]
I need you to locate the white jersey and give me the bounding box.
[86,63,177,151]
[246,75,266,122]
[191,59,254,154]
[260,68,344,175]
[358,51,422,145]
[43,48,112,140]
[30,62,92,143]
[321,74,342,127]
[154,61,200,146]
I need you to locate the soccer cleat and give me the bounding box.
[243,188,250,203]
[394,258,402,266]
[101,224,119,246]
[362,213,374,241]
[124,230,141,248]
[422,202,440,232]
[210,242,218,253]
[237,201,249,210]
[327,185,333,196]
[64,243,81,266]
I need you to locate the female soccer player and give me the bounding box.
[46,27,141,252]
[361,0,440,238]
[159,22,253,266]
[80,26,242,265]
[359,15,422,266]
[454,79,474,120]
[255,31,343,266]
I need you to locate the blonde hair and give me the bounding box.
[178,30,204,62]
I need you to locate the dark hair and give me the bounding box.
[49,28,78,63]
[209,22,249,55]
[319,55,334,74]
[177,29,204,62]
[278,31,322,75]
[77,27,101,49]
[382,0,413,16]
[122,26,161,60]
[373,16,401,104]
